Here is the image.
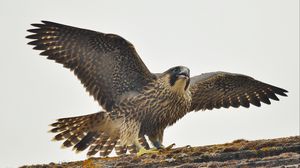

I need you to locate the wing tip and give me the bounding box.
[41,20,52,24]
[30,23,45,28]
[269,84,288,97]
[27,28,39,33]
[27,40,38,45]
[25,34,37,39]
[278,90,288,97]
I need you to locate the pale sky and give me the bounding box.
[0,0,299,167]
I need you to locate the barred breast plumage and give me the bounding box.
[115,79,192,137]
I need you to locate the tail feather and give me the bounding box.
[87,133,109,156]
[100,138,117,156]
[52,125,85,142]
[62,134,81,147]
[115,139,127,155]
[73,132,99,152]
[53,130,72,141]
[51,113,102,142]
[50,111,151,157]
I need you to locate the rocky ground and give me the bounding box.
[21,136,300,168]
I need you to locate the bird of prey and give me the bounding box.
[26,21,288,157]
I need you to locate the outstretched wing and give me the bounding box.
[27,21,155,111]
[189,72,288,111]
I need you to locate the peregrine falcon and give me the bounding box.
[26,21,288,157]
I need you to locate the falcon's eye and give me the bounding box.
[173,67,180,73]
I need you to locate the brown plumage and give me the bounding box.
[189,72,288,111]
[27,21,288,157]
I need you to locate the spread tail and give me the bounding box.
[50,111,149,157]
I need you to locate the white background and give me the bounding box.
[0,0,298,167]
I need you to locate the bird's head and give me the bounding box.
[162,66,190,92]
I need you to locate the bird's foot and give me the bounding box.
[137,147,159,156]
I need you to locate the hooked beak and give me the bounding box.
[176,69,190,79]
[177,68,190,90]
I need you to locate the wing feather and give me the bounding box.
[189,72,288,111]
[27,21,155,111]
